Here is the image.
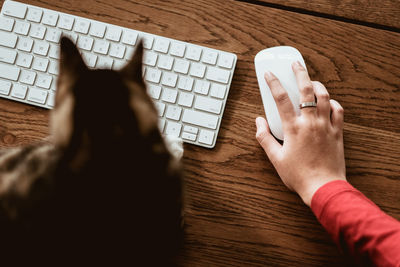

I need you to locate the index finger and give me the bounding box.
[264,71,296,125]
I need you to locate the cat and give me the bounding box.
[0,37,184,266]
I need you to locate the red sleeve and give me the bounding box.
[311,180,400,267]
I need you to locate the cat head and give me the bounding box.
[51,37,160,154]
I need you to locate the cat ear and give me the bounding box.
[121,40,144,81]
[59,36,87,80]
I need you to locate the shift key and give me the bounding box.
[0,62,20,81]
[182,109,219,130]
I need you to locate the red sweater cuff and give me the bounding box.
[311,180,369,219]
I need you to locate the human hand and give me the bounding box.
[255,61,346,207]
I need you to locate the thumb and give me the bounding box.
[255,117,281,160]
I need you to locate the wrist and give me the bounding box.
[297,177,347,207]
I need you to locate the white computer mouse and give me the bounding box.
[254,46,306,140]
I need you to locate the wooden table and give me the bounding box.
[0,0,399,266]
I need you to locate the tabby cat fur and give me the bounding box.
[0,37,184,266]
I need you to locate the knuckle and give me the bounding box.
[269,76,280,86]
[300,83,314,94]
[333,128,343,139]
[256,130,267,143]
[317,92,330,101]
[274,91,290,104]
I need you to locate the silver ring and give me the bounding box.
[299,102,317,109]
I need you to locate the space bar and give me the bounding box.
[182,109,219,130]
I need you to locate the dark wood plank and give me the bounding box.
[0,0,399,266]
[246,0,400,30]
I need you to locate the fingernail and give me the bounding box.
[265,71,272,79]
[294,61,302,67]
[256,117,264,129]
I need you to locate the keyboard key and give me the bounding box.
[145,68,161,83]
[194,80,210,95]
[16,53,33,68]
[161,88,178,103]
[89,23,106,38]
[0,62,20,81]
[154,38,170,53]
[42,11,58,26]
[182,109,218,129]
[33,41,50,56]
[27,87,47,104]
[210,83,227,99]
[45,28,62,43]
[112,60,125,70]
[17,37,33,52]
[147,84,161,99]
[63,32,78,43]
[143,51,158,66]
[170,42,185,57]
[190,63,206,78]
[0,31,18,48]
[49,44,60,59]
[173,59,189,74]
[0,47,17,64]
[82,52,97,68]
[125,46,135,60]
[32,57,49,72]
[217,53,234,69]
[36,74,52,89]
[13,20,29,36]
[186,46,202,61]
[20,70,36,85]
[161,72,178,87]
[77,36,94,51]
[202,50,218,65]
[177,92,194,107]
[47,92,55,107]
[194,95,222,114]
[58,15,74,30]
[11,84,27,99]
[74,19,90,34]
[177,76,194,91]
[48,60,59,75]
[109,43,126,58]
[158,119,166,133]
[0,80,12,95]
[96,57,113,69]
[166,106,182,121]
[155,102,165,116]
[165,121,182,137]
[30,24,46,39]
[182,132,196,141]
[27,8,42,22]
[3,1,27,19]
[206,66,230,84]
[93,40,110,55]
[121,30,137,46]
[106,27,122,42]
[183,125,198,134]
[158,55,174,70]
[142,35,154,49]
[0,17,14,31]
[198,129,215,145]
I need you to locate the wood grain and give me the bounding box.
[0,0,399,266]
[247,0,400,30]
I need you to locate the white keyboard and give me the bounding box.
[0,0,237,148]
